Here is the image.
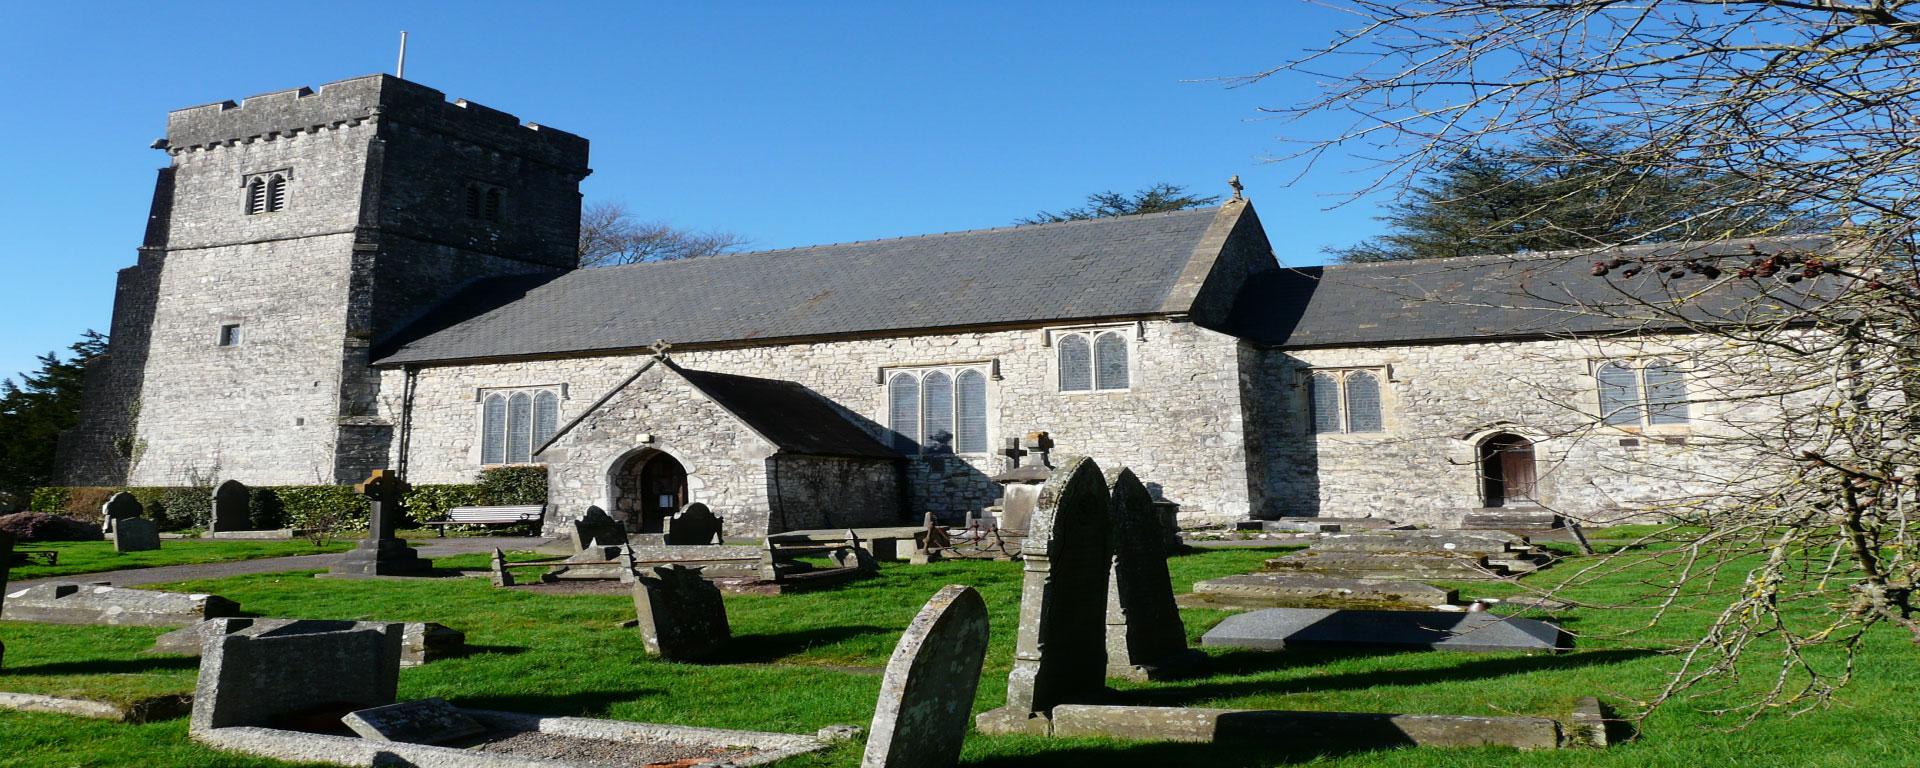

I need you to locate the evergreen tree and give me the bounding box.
[1333,127,1790,262]
[1019,182,1220,225]
[0,330,106,506]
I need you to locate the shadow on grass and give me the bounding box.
[454,688,662,718]
[707,625,895,664]
[7,655,201,676]
[1113,648,1656,706]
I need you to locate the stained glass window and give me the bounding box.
[1344,371,1383,432]
[533,390,560,450]
[888,373,921,451]
[956,369,987,453]
[506,392,533,463]
[923,371,954,452]
[1094,332,1129,390]
[1310,372,1343,434]
[1059,334,1092,392]
[481,394,506,465]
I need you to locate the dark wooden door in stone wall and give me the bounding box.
[1479,434,1538,507]
[639,454,689,533]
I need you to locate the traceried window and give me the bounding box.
[1309,369,1386,434]
[1598,359,1689,428]
[888,365,990,453]
[243,170,290,214]
[1057,329,1129,392]
[480,387,563,465]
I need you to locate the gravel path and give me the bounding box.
[11,536,557,590]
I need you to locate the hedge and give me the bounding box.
[27,466,551,533]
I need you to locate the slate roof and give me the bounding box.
[376,207,1228,365]
[672,364,899,459]
[1231,236,1839,348]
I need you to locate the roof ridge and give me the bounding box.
[1315,235,1831,272]
[589,205,1225,275]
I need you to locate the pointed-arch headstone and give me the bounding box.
[663,502,723,545]
[862,585,991,768]
[210,479,250,532]
[1104,466,1200,680]
[977,455,1111,734]
[101,491,143,533]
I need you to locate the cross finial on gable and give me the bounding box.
[648,339,673,359]
[1228,175,1244,201]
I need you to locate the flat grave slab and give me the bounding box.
[1200,607,1570,654]
[2,582,240,627]
[342,698,485,745]
[1189,573,1456,610]
[1264,551,1508,580]
[1310,530,1526,555]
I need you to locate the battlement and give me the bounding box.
[165,74,588,171]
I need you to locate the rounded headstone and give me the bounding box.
[863,585,991,768]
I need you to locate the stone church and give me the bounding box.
[58,74,1798,536]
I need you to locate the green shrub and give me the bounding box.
[157,486,212,531]
[248,487,287,530]
[477,465,548,505]
[272,485,369,533]
[60,487,118,523]
[405,484,484,524]
[28,487,71,514]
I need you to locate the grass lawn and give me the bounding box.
[2,544,1914,767]
[6,539,355,581]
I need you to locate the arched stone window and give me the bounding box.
[888,372,922,451]
[1597,361,1645,426]
[484,188,503,222]
[244,169,291,215]
[533,390,560,449]
[1643,360,1688,425]
[246,177,268,215]
[1310,371,1343,434]
[506,392,533,464]
[1344,370,1383,433]
[481,393,506,465]
[923,371,954,452]
[1094,332,1129,390]
[1058,334,1092,392]
[955,369,988,453]
[265,173,288,212]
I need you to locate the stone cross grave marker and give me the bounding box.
[101,491,142,533]
[631,564,731,660]
[190,623,403,732]
[330,470,432,576]
[1103,466,1196,681]
[341,697,485,745]
[978,455,1112,734]
[210,479,250,532]
[663,502,723,545]
[572,505,628,551]
[112,516,161,553]
[862,584,991,768]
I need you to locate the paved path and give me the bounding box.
[12,536,558,590]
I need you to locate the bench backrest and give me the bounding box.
[446,504,545,523]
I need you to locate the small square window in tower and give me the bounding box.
[217,324,242,347]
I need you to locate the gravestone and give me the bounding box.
[330,470,433,577]
[1103,467,1197,681]
[210,479,250,533]
[1200,608,1571,654]
[0,531,11,667]
[572,505,628,551]
[101,491,142,533]
[862,585,991,768]
[190,623,403,732]
[977,455,1112,735]
[631,565,731,660]
[663,502,723,545]
[151,618,465,667]
[3,582,241,627]
[112,516,161,552]
[341,697,485,745]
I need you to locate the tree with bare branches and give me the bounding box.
[1249,0,1920,721]
[578,201,746,268]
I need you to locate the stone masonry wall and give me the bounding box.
[382,318,1256,533]
[767,455,904,532]
[1255,334,1785,527]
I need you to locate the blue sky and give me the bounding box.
[0,1,1389,383]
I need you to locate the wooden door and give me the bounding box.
[638,454,688,533]
[1500,440,1539,504]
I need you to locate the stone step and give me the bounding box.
[1264,551,1512,580]
[1188,573,1456,610]
[1460,509,1562,531]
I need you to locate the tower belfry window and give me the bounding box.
[465,181,506,223]
[243,169,291,214]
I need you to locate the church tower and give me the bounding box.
[59,75,590,486]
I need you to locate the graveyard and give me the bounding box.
[2,517,1915,766]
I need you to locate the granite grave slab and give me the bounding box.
[1200,608,1570,654]
[341,697,485,745]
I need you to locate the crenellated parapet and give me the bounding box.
[163,74,588,172]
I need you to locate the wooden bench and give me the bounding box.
[422,504,545,536]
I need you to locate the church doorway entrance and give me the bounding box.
[613,450,689,533]
[1478,433,1538,508]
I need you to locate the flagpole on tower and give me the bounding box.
[396,31,408,79]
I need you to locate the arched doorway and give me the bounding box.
[1478,433,1539,508]
[613,450,689,533]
